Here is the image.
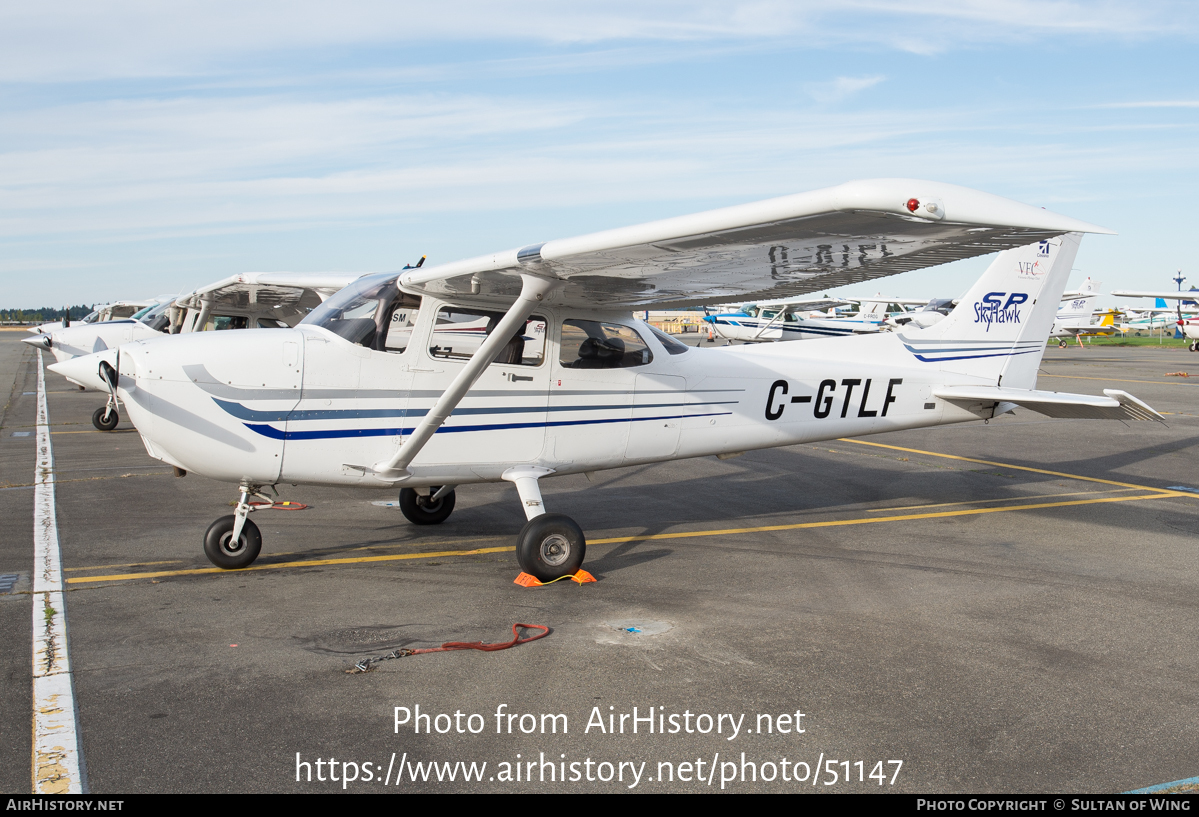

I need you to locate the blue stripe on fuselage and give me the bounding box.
[244,411,732,441]
[213,397,736,422]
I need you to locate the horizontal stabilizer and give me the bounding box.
[933,386,1163,422]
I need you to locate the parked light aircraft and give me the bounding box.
[1047,278,1121,347]
[704,294,928,342]
[28,300,159,336]
[27,272,365,429]
[49,179,1163,582]
[885,298,957,330]
[1111,288,1199,348]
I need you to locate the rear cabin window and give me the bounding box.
[257,317,291,329]
[429,307,546,366]
[559,320,653,369]
[648,325,690,355]
[211,315,249,331]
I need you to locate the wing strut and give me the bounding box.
[372,274,562,482]
[750,309,786,340]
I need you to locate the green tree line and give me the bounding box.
[0,305,94,323]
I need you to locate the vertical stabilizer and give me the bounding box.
[899,233,1082,387]
[1058,277,1101,321]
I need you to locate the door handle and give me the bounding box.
[506,373,533,382]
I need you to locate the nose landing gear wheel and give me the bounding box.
[92,406,119,431]
[398,487,456,525]
[516,514,586,582]
[1190,342,1197,352]
[204,515,262,569]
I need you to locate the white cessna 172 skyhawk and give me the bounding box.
[49,179,1163,582]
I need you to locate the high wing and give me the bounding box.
[400,178,1110,309]
[172,271,369,314]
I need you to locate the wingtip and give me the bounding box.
[834,178,1116,236]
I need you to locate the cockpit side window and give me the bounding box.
[380,292,423,353]
[559,320,652,369]
[429,307,546,366]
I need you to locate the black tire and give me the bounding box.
[516,514,586,582]
[398,487,456,525]
[203,515,262,569]
[1058,340,1067,348]
[92,406,119,431]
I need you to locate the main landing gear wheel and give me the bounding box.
[1058,340,1068,348]
[516,514,586,582]
[204,515,262,569]
[1190,342,1197,352]
[399,487,456,525]
[91,406,119,431]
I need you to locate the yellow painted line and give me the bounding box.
[1,472,170,490]
[65,559,184,572]
[51,429,138,435]
[65,535,509,573]
[347,534,505,554]
[839,439,1176,492]
[1038,373,1195,387]
[587,493,1178,545]
[65,545,515,584]
[864,487,1138,513]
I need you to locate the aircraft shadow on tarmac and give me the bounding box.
[235,431,1199,577]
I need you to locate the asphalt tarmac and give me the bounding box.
[2,330,1197,793]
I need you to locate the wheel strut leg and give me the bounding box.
[230,487,252,543]
[502,466,555,521]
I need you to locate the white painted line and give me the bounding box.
[32,351,85,794]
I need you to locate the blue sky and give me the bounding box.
[2,1,1197,307]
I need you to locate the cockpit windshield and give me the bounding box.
[129,305,155,321]
[299,271,416,349]
[138,302,173,332]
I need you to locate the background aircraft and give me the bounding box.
[27,300,159,335]
[1111,286,1199,347]
[704,294,928,342]
[1046,278,1121,347]
[27,272,366,429]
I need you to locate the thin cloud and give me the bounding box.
[1088,101,1199,108]
[0,2,1194,81]
[804,75,885,104]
